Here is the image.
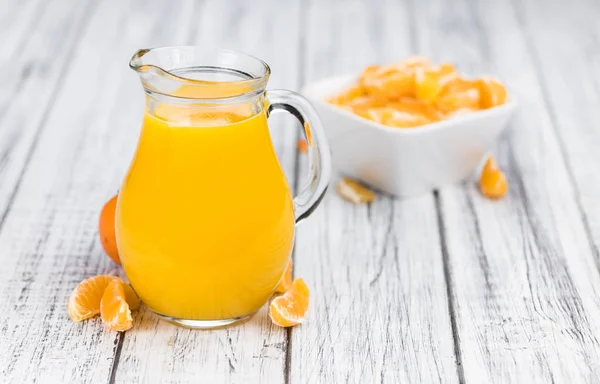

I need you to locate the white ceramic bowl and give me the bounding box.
[302,74,517,197]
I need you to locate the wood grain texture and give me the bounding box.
[291,1,459,382]
[0,0,196,382]
[113,1,302,383]
[0,0,93,234]
[517,0,600,267]
[413,0,600,381]
[0,0,45,66]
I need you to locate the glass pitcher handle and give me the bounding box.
[266,90,332,224]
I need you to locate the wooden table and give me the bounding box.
[2,0,600,382]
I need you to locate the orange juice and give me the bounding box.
[116,106,295,321]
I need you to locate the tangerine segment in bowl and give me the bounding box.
[415,63,457,103]
[327,56,508,129]
[269,278,310,327]
[434,77,481,112]
[68,275,140,322]
[478,77,507,108]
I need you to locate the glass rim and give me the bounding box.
[129,47,272,102]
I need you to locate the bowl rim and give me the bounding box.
[302,73,518,136]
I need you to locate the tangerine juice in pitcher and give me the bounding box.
[116,47,331,329]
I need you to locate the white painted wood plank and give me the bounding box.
[0,0,92,230]
[291,1,459,382]
[517,0,600,265]
[0,0,195,382]
[413,0,600,381]
[113,1,301,383]
[0,0,45,66]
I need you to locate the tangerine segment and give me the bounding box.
[414,63,458,103]
[353,107,394,124]
[327,85,364,106]
[415,68,442,103]
[386,111,431,128]
[275,260,293,293]
[437,63,457,80]
[68,275,116,322]
[358,65,382,86]
[336,178,376,204]
[435,77,481,112]
[358,107,431,128]
[479,157,508,199]
[478,77,507,108]
[68,276,140,322]
[359,56,431,99]
[396,56,431,70]
[390,99,441,121]
[101,279,134,331]
[269,278,310,327]
[348,95,389,110]
[383,56,431,73]
[362,70,416,99]
[99,195,120,265]
[362,57,429,80]
[357,100,439,128]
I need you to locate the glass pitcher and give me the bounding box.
[115,47,331,329]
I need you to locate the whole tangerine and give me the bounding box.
[99,195,120,265]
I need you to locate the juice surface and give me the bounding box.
[116,106,295,320]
